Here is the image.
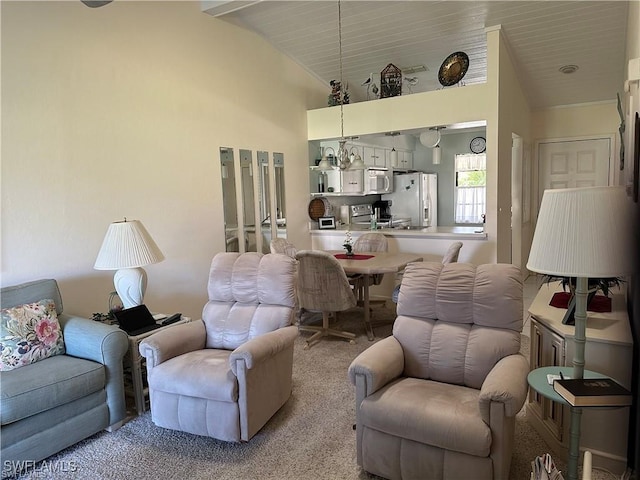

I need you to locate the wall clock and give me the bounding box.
[470,136,486,154]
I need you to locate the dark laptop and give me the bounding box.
[113,304,161,336]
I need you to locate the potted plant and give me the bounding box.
[543,276,624,324]
[343,231,354,257]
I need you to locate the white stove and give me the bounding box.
[349,204,411,229]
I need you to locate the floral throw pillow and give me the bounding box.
[0,299,65,371]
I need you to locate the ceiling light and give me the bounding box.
[420,126,445,148]
[559,64,579,74]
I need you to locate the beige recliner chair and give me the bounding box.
[139,252,297,442]
[348,262,529,480]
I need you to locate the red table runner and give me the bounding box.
[334,253,374,260]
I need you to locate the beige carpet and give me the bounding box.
[12,307,614,480]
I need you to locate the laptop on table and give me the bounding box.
[113,304,161,336]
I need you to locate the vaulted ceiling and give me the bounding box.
[204,1,629,110]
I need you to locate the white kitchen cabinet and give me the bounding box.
[395,150,413,169]
[341,169,364,193]
[527,282,632,474]
[362,146,388,167]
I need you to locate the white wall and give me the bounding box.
[1,1,326,320]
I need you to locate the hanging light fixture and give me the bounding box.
[335,0,351,170]
[386,132,400,167]
[349,146,365,169]
[318,146,335,170]
[432,145,442,165]
[419,126,445,165]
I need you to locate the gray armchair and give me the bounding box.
[139,252,297,442]
[1,279,128,474]
[348,262,528,480]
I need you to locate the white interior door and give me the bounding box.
[538,138,611,202]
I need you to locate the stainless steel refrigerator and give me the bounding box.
[382,173,437,227]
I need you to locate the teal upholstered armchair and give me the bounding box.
[0,279,128,477]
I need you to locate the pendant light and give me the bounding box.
[432,145,442,165]
[420,126,445,165]
[386,132,400,167]
[335,0,350,170]
[349,146,365,169]
[318,147,335,170]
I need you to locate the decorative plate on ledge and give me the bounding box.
[438,51,469,87]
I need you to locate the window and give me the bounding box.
[455,153,486,224]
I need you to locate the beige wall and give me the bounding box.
[1,1,326,320]
[531,103,619,141]
[495,28,532,266]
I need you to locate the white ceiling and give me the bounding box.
[203,0,629,110]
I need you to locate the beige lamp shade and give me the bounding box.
[94,219,164,269]
[94,219,164,309]
[527,186,633,278]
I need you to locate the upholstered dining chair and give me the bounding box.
[139,252,297,442]
[270,238,297,258]
[295,250,357,349]
[350,232,388,306]
[391,241,463,303]
[349,262,528,480]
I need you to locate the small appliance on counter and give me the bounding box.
[350,203,411,229]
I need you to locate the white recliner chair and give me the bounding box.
[349,262,529,479]
[139,252,297,442]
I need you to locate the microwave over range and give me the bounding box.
[365,167,392,194]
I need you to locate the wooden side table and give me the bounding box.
[124,316,192,415]
[527,282,632,475]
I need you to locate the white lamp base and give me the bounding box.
[113,267,148,309]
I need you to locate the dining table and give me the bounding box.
[330,250,424,340]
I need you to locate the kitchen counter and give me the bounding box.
[311,224,487,240]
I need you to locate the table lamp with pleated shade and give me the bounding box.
[94,219,164,309]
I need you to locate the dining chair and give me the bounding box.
[295,250,357,349]
[270,238,298,258]
[350,232,388,307]
[392,241,463,303]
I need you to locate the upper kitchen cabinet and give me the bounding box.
[392,150,413,170]
[362,146,387,168]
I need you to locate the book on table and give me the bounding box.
[552,377,632,407]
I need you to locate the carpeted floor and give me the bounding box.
[11,307,616,480]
